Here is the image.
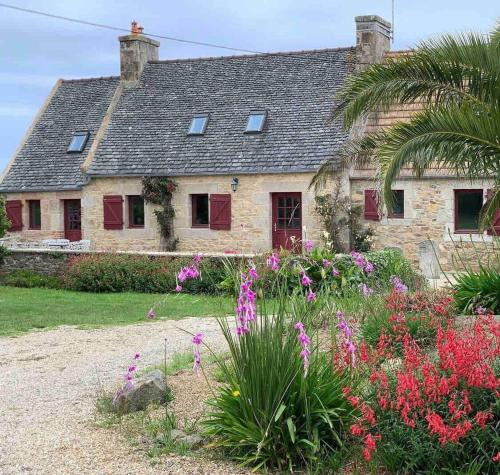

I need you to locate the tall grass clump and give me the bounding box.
[203,266,358,471]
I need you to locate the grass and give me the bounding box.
[0,286,234,336]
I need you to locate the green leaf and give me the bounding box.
[274,404,287,422]
[286,417,296,443]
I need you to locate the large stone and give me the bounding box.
[418,239,441,279]
[114,369,169,413]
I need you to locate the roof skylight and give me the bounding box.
[67,131,89,153]
[245,111,267,133]
[188,115,209,135]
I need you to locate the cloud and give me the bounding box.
[0,105,38,117]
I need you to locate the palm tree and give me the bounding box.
[312,24,500,226]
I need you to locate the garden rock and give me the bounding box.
[170,429,203,448]
[114,369,169,413]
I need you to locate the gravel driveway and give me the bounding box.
[0,318,234,475]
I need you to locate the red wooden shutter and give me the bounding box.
[103,195,123,230]
[210,194,231,230]
[6,200,23,231]
[486,189,500,236]
[364,190,380,221]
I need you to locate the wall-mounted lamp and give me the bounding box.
[231,177,239,192]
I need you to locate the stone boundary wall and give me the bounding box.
[0,249,255,277]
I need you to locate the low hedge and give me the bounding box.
[64,253,237,294]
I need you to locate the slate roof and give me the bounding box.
[0,76,119,192]
[1,47,356,192]
[88,47,356,177]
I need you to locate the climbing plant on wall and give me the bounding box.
[141,177,178,251]
[0,196,10,238]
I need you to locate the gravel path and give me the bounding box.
[0,318,236,475]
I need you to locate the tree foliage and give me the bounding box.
[0,195,10,238]
[313,25,500,227]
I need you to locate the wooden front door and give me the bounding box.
[64,199,82,241]
[272,192,302,250]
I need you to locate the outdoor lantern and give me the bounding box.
[231,177,239,192]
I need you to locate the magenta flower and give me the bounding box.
[304,240,314,252]
[248,267,260,280]
[175,255,202,291]
[322,259,331,268]
[236,266,258,335]
[351,251,366,269]
[175,284,182,292]
[390,276,408,293]
[336,313,356,367]
[192,332,204,375]
[300,271,312,287]
[332,267,340,277]
[147,308,156,319]
[364,262,374,273]
[267,252,280,271]
[307,289,316,302]
[359,283,373,297]
[134,353,140,359]
[294,321,311,376]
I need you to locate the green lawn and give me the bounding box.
[0,286,234,336]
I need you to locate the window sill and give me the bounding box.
[388,215,404,219]
[192,224,209,229]
[28,227,41,230]
[128,225,145,229]
[454,229,481,234]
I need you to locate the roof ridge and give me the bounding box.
[61,75,119,83]
[150,46,356,65]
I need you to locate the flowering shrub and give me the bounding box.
[361,289,453,353]
[351,313,500,473]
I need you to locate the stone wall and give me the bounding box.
[0,249,254,277]
[350,177,497,271]
[81,173,321,253]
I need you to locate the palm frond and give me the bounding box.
[376,104,500,211]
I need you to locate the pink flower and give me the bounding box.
[134,353,140,359]
[364,262,374,273]
[332,267,340,277]
[266,252,280,271]
[300,271,312,286]
[304,240,314,252]
[192,332,204,375]
[390,276,408,293]
[147,308,156,319]
[294,321,311,376]
[175,284,182,292]
[322,259,331,268]
[248,267,259,280]
[359,283,373,297]
[307,290,316,302]
[351,251,366,269]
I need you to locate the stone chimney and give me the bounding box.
[355,15,391,66]
[119,21,160,86]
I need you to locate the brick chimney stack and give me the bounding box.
[119,21,159,86]
[355,15,391,66]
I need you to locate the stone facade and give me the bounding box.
[350,176,496,271]
[3,173,321,253]
[2,190,82,241]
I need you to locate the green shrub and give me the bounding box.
[453,266,500,314]
[203,297,357,471]
[2,270,62,289]
[0,244,10,263]
[65,253,176,293]
[0,196,10,238]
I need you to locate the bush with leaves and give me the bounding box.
[1,270,62,289]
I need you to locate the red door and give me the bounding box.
[272,192,302,250]
[64,199,82,241]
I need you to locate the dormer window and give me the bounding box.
[245,111,267,133]
[188,114,209,135]
[67,131,89,153]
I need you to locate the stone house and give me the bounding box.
[0,15,497,269]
